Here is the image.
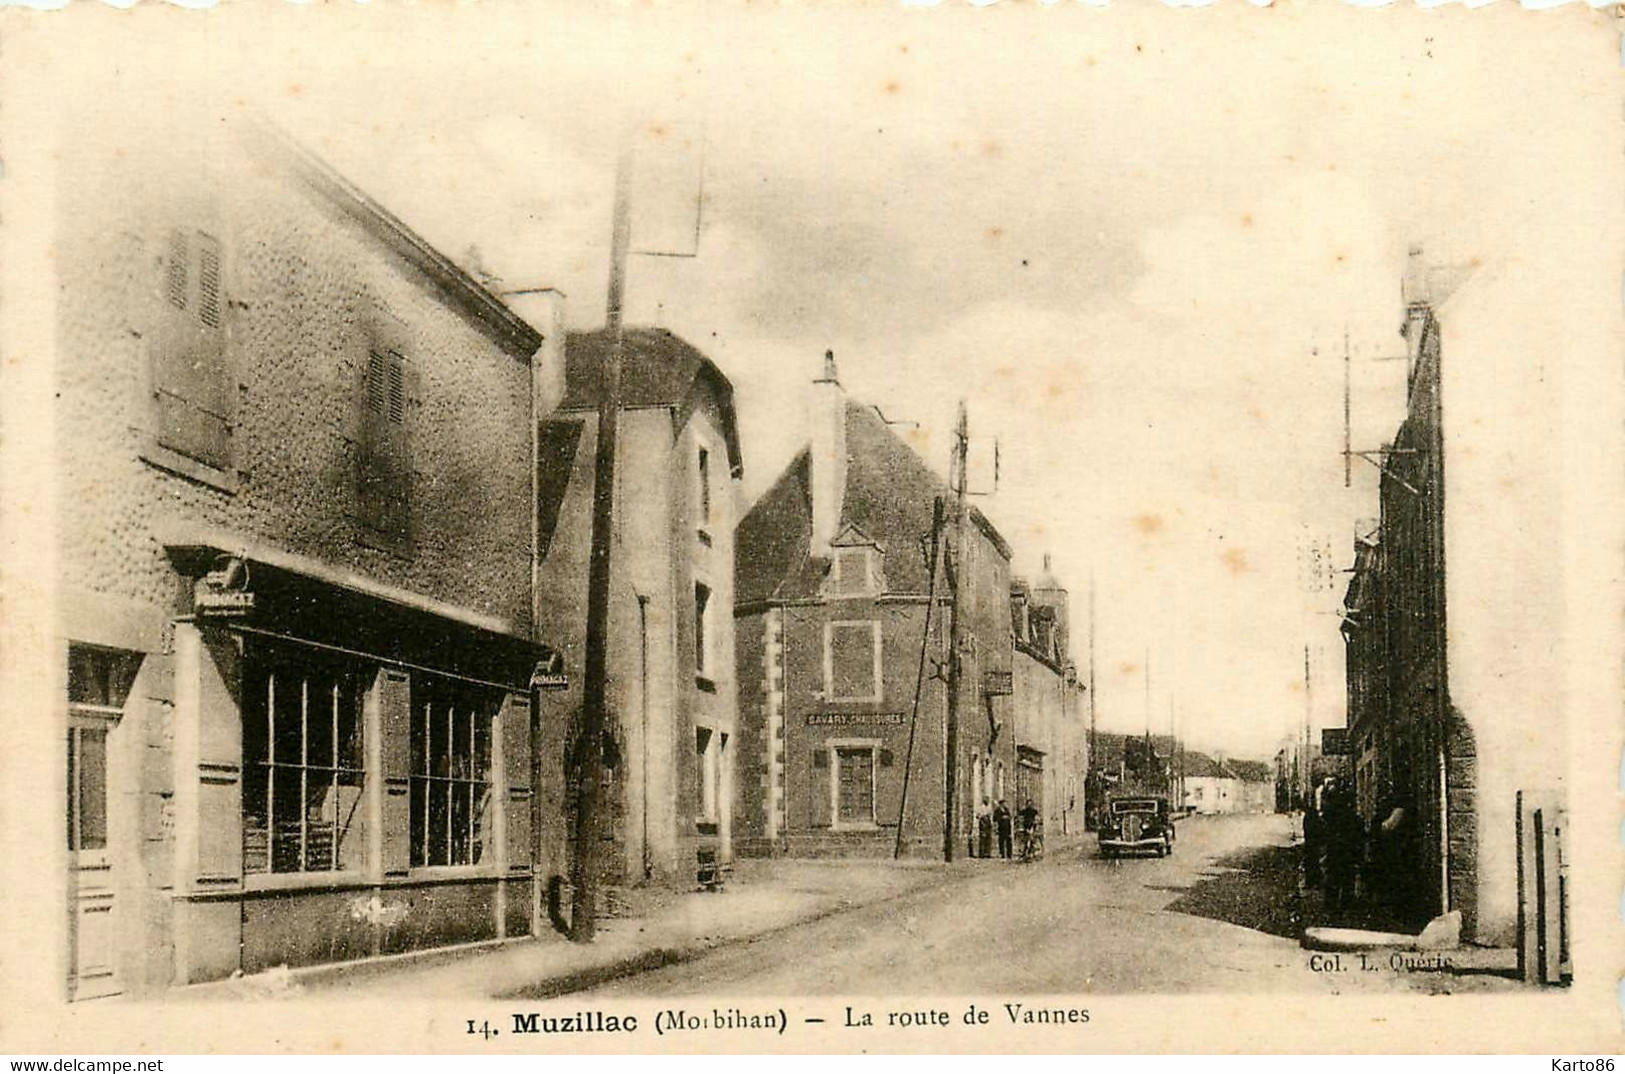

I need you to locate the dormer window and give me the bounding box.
[832,547,879,597]
[826,524,885,598]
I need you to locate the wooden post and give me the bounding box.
[570,142,634,943]
[943,402,969,863]
[895,496,944,859]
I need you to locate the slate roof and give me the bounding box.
[561,327,743,476]
[1179,751,1224,779]
[1228,759,1274,783]
[736,399,1011,607]
[1178,752,1273,782]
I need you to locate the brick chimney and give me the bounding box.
[809,349,847,559]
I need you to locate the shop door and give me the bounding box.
[66,646,133,1001]
[836,748,874,825]
[1016,755,1042,814]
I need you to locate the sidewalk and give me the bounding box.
[187,857,982,1001]
[1289,822,1524,994]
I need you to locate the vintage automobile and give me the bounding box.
[1098,795,1175,858]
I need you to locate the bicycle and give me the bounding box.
[1019,826,1044,863]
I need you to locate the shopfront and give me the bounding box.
[160,541,546,985]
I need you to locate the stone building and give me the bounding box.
[1009,564,1089,846]
[734,353,1015,859]
[531,328,744,891]
[51,101,561,998]
[1339,249,1567,944]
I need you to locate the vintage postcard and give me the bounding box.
[0,0,1619,1055]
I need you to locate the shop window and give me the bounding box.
[825,621,881,702]
[151,227,232,472]
[242,647,367,875]
[835,746,876,825]
[409,677,494,868]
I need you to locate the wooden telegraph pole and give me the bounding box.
[571,142,634,943]
[943,401,969,863]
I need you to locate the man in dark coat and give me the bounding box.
[1018,799,1040,859]
[994,799,1013,860]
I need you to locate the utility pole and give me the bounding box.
[1086,575,1097,828]
[943,401,969,863]
[1143,648,1152,738]
[1343,328,1352,488]
[570,142,634,943]
[1302,644,1313,811]
[1169,696,1178,808]
[896,496,945,859]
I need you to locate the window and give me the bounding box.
[409,677,494,868]
[695,726,718,824]
[242,647,367,875]
[152,227,232,471]
[831,546,881,597]
[697,447,711,530]
[835,746,876,825]
[65,646,133,855]
[66,723,108,853]
[694,582,712,680]
[825,621,881,702]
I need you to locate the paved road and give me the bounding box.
[583,813,1383,996]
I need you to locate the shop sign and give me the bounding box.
[982,670,1013,697]
[805,712,905,727]
[195,589,256,617]
[1321,728,1352,756]
[194,561,255,619]
[530,651,569,691]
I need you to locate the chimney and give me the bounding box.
[503,288,568,418]
[1400,245,1438,381]
[809,349,847,559]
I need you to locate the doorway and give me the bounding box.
[66,644,135,1001]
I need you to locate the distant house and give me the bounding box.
[1227,760,1276,814]
[734,352,1015,859]
[1149,752,1276,816]
[1181,753,1235,815]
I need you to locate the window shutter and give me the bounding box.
[377,669,411,878]
[358,352,412,541]
[357,323,414,542]
[811,750,831,828]
[501,692,532,870]
[166,230,190,313]
[153,228,231,469]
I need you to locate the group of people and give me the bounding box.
[1302,775,1415,920]
[976,798,1041,860]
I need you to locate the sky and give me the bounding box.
[89,1,1612,760]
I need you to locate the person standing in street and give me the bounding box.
[994,799,1013,860]
[1018,799,1040,861]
